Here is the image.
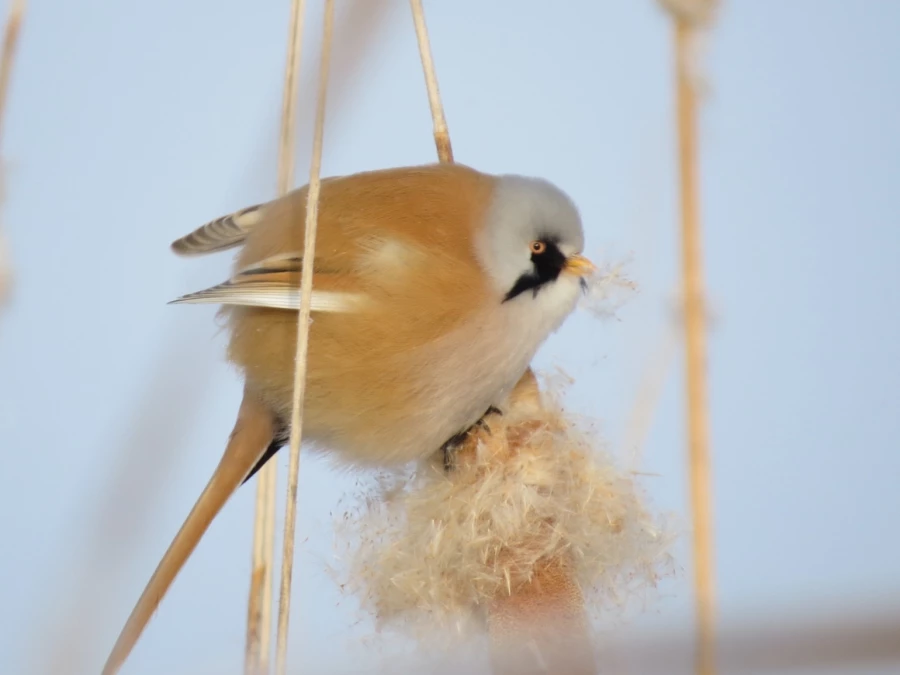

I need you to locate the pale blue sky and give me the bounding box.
[1,1,898,674]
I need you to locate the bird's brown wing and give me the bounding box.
[232,164,495,277]
[169,164,498,316]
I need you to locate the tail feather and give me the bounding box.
[170,204,265,256]
[100,391,276,675]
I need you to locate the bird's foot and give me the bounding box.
[441,405,503,472]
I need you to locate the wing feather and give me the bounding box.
[169,253,363,312]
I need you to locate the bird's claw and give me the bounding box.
[440,405,504,472]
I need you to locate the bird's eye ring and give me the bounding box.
[530,240,546,255]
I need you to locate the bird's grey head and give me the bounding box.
[476,174,593,303]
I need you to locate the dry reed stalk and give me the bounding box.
[0,0,22,144]
[0,0,24,309]
[273,2,334,675]
[408,0,453,163]
[676,19,714,675]
[658,2,719,673]
[245,1,307,673]
[246,454,277,675]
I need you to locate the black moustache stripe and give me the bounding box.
[503,239,567,302]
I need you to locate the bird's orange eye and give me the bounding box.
[530,240,546,255]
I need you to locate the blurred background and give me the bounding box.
[0,1,898,673]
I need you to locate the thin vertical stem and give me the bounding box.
[0,0,24,148]
[409,0,453,163]
[277,0,308,196]
[246,455,278,675]
[246,1,307,673]
[245,473,266,674]
[258,462,277,672]
[0,0,25,308]
[274,2,334,675]
[674,18,716,675]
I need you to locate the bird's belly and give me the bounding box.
[307,313,541,465]
[315,350,529,465]
[229,305,546,466]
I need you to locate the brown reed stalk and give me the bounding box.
[246,456,277,675]
[273,2,334,675]
[408,0,453,163]
[0,0,24,309]
[0,0,23,152]
[245,1,308,673]
[659,2,719,673]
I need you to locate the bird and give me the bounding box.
[100,162,595,675]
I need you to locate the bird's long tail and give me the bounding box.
[100,390,276,675]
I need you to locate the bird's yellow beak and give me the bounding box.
[562,254,596,277]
